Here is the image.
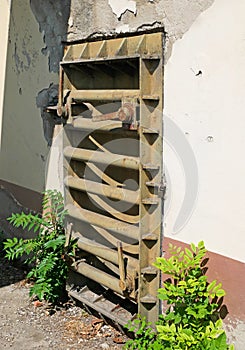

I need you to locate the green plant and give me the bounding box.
[124,241,234,350]
[3,190,76,303]
[124,316,162,350]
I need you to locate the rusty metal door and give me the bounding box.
[58,32,164,326]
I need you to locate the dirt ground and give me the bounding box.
[0,257,129,349]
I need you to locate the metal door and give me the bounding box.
[58,32,164,326]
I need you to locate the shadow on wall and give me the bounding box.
[163,237,245,323]
[0,0,71,214]
[0,186,37,242]
[30,0,71,146]
[30,0,71,74]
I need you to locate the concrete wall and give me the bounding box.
[163,1,245,343]
[164,0,245,263]
[0,0,70,210]
[0,0,11,146]
[0,0,55,193]
[0,0,244,346]
[67,0,214,61]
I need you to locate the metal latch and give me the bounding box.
[92,102,135,123]
[146,177,166,198]
[158,178,166,198]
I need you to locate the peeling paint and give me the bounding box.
[36,83,59,146]
[30,0,71,73]
[108,0,136,19]
[135,21,162,32]
[67,0,214,63]
[115,24,130,33]
[11,18,38,75]
[13,42,32,74]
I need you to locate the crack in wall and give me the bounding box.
[0,186,34,241]
[67,0,214,62]
[136,21,163,32]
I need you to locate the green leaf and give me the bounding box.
[214,332,227,350]
[3,190,71,304]
[216,289,226,297]
[44,235,65,249]
[198,241,205,249]
[190,243,197,254]
[207,280,217,292]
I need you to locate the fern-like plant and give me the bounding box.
[3,190,76,303]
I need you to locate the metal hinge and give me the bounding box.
[146,176,166,198]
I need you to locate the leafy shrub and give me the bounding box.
[124,241,234,350]
[3,190,76,303]
[124,316,162,350]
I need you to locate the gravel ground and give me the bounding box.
[0,257,129,349]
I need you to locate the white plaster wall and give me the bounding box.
[164,0,245,262]
[45,125,64,194]
[0,0,11,147]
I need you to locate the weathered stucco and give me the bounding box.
[0,0,244,347]
[163,0,245,343]
[0,0,72,193]
[67,0,214,60]
[0,0,58,192]
[164,0,245,263]
[0,0,11,146]
[30,0,71,73]
[108,0,137,19]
